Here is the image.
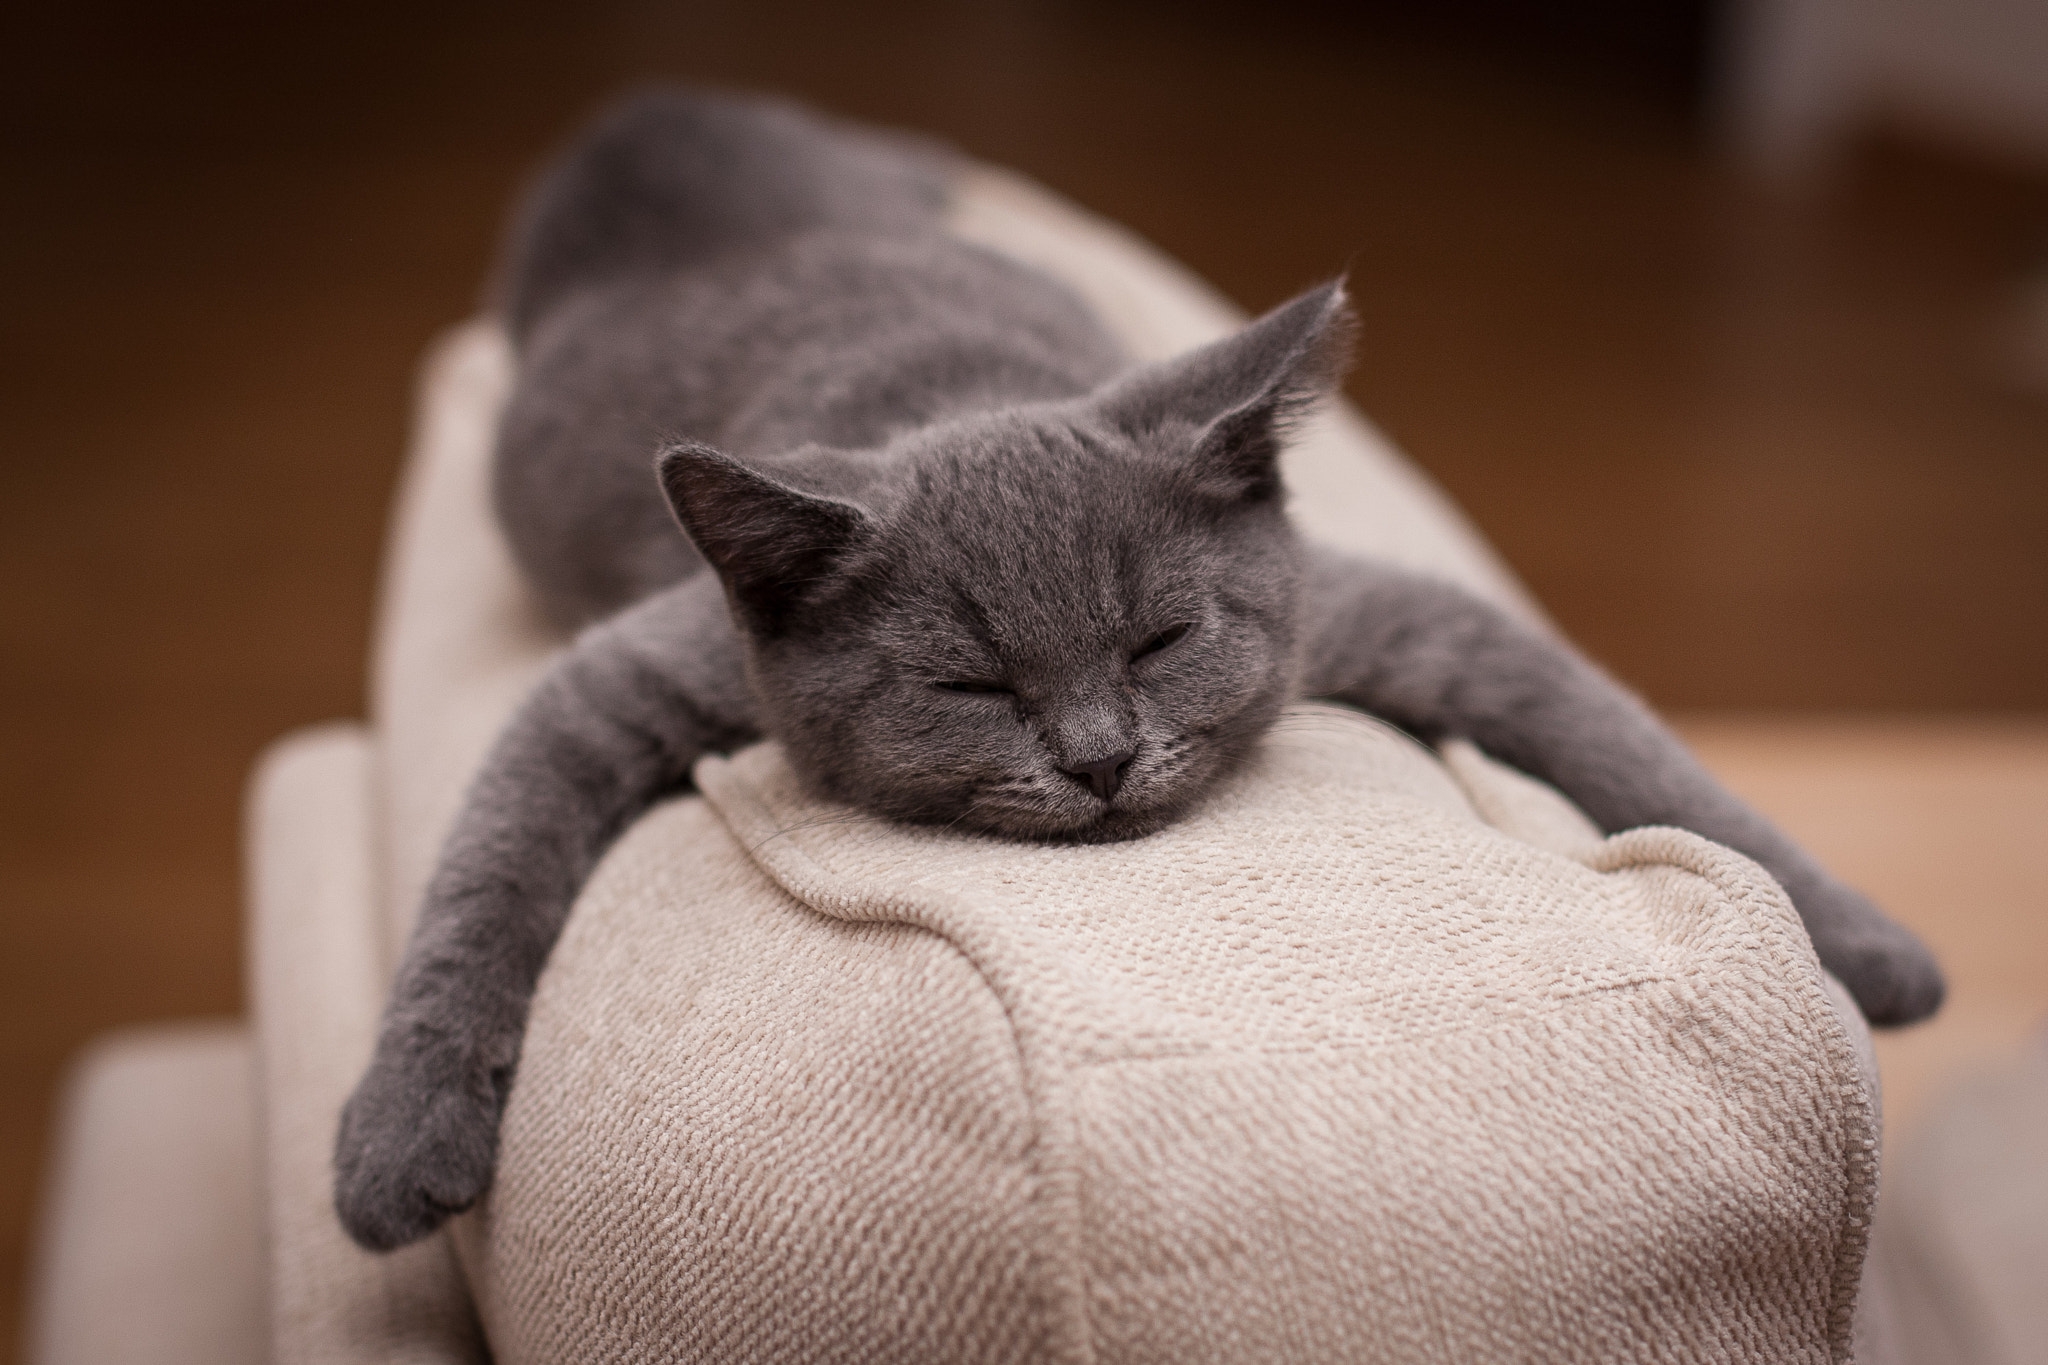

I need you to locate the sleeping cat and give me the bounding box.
[335,89,1943,1251]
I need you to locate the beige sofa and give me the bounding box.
[23,166,1966,1364]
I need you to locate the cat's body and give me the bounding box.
[335,89,1943,1251]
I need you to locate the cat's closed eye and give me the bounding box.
[933,679,1012,695]
[1131,622,1193,662]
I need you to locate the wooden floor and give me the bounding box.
[3,1,2046,1353]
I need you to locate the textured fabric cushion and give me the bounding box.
[456,711,1876,1363]
[364,164,1882,1360]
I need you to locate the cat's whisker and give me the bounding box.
[747,808,890,853]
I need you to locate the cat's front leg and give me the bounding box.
[334,576,754,1250]
[1297,547,1944,1025]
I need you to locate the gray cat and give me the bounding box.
[335,89,1943,1252]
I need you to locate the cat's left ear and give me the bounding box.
[656,441,872,634]
[1094,279,1355,502]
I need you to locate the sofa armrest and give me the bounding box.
[247,724,483,1364]
[26,1023,264,1365]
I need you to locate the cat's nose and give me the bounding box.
[1062,750,1134,802]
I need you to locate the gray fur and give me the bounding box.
[335,89,1942,1252]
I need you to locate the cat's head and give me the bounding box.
[658,281,1353,841]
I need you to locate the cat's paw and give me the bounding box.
[1826,925,1946,1027]
[332,1038,507,1251]
[1799,879,1946,1027]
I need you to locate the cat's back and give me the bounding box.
[493,90,1127,628]
[495,87,952,338]
[512,227,1123,461]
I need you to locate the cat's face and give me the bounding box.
[661,281,1352,841]
[748,417,1303,840]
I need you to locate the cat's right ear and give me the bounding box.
[656,442,871,633]
[1094,280,1355,503]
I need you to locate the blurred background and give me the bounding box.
[3,0,2046,1355]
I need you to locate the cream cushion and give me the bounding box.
[342,165,1881,1361]
[457,713,1877,1363]
[27,1022,266,1365]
